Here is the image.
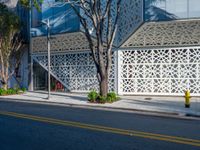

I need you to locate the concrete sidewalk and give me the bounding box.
[0,91,200,119]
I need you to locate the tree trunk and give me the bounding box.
[1,65,9,90]
[100,75,108,97]
[2,82,8,90]
[1,77,8,90]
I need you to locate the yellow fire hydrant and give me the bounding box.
[184,90,191,108]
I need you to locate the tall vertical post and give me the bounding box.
[47,19,51,99]
[117,50,122,95]
[29,0,34,91]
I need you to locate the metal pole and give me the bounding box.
[29,0,34,91]
[47,19,51,99]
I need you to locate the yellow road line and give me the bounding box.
[0,111,200,147]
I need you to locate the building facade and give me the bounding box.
[29,0,200,96]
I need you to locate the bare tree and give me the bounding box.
[0,3,24,89]
[19,0,121,96]
[67,0,121,96]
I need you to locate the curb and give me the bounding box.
[0,98,199,121]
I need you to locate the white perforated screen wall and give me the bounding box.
[118,47,200,96]
[33,51,116,92]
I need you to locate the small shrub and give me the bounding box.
[6,88,16,95]
[107,96,113,103]
[0,88,7,96]
[88,90,99,102]
[0,87,26,96]
[88,91,120,103]
[14,88,20,94]
[107,92,119,102]
[97,95,107,103]
[21,87,26,92]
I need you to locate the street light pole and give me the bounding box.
[40,1,73,99]
[41,19,51,99]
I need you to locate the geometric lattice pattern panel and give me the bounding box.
[80,1,118,45]
[117,0,143,45]
[32,32,97,54]
[32,51,116,92]
[122,19,200,48]
[118,47,200,96]
[80,0,143,47]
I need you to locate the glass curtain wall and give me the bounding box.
[31,0,80,37]
[145,0,200,21]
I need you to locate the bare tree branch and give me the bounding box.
[66,0,122,96]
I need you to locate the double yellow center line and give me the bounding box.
[0,111,200,147]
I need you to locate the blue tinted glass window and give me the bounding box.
[32,8,42,27]
[189,0,200,18]
[166,0,187,18]
[31,1,80,36]
[145,0,200,21]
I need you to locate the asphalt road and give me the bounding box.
[0,100,199,150]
